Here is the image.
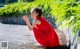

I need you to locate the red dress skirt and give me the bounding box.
[33,17,60,47]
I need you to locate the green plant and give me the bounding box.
[50,2,80,34]
[0,0,79,34]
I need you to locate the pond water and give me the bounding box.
[0,23,37,49]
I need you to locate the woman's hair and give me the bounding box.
[31,8,42,17]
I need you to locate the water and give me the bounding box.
[0,23,36,49]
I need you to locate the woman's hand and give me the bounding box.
[23,15,40,31]
[23,15,32,31]
[23,15,29,21]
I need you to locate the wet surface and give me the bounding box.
[0,23,39,49]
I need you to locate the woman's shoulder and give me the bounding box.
[34,20,41,25]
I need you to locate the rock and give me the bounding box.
[0,15,57,28]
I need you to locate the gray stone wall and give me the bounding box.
[0,15,57,28]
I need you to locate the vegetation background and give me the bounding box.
[0,0,80,39]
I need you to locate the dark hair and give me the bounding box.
[31,8,42,17]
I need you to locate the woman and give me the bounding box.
[23,8,61,49]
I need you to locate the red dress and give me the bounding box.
[33,17,60,47]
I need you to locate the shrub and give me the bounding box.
[0,0,80,33]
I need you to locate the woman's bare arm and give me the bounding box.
[23,15,41,31]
